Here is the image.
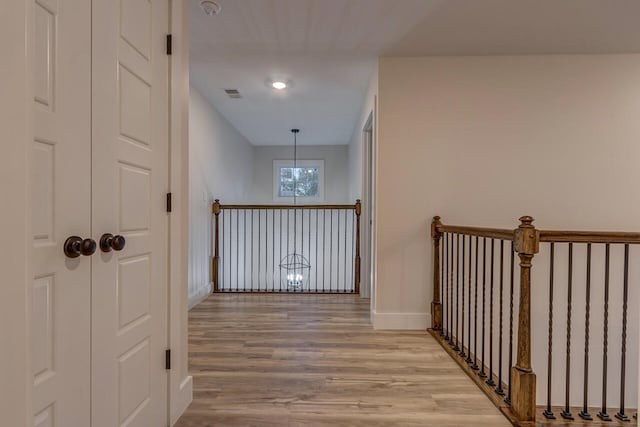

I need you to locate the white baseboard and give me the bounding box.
[170,375,193,426]
[372,311,431,330]
[188,284,211,309]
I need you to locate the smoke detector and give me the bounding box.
[200,1,222,16]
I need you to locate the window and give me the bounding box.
[273,160,324,202]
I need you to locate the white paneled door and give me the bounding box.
[91,0,169,425]
[31,0,92,425]
[30,0,170,425]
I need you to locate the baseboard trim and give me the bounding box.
[372,311,430,330]
[188,284,211,309]
[170,375,193,426]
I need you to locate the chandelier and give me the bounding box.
[279,129,311,291]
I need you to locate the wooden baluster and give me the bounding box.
[445,233,450,341]
[543,243,556,419]
[486,239,496,387]
[244,210,248,291]
[221,209,225,290]
[236,209,239,291]
[511,216,539,422]
[479,237,488,378]
[355,200,361,294]
[495,240,505,396]
[441,229,446,337]
[466,237,473,364]
[449,233,455,346]
[561,243,574,420]
[212,199,221,292]
[598,244,612,421]
[454,233,461,351]
[459,235,466,357]
[505,241,515,404]
[579,243,593,420]
[615,244,631,422]
[431,216,443,331]
[472,236,480,370]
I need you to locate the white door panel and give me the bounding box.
[91,1,169,426]
[30,0,170,425]
[31,0,92,425]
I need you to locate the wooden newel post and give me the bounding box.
[212,199,221,292]
[354,200,362,294]
[431,216,443,331]
[511,215,539,422]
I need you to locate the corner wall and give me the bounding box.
[188,87,254,307]
[375,55,640,329]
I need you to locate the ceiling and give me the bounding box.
[189,0,640,146]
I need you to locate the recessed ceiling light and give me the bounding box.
[272,81,287,90]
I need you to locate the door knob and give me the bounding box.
[63,236,97,258]
[99,233,126,252]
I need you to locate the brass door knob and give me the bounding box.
[63,236,97,258]
[99,233,126,252]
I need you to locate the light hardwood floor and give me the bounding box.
[175,294,511,427]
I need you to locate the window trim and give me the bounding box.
[273,159,325,202]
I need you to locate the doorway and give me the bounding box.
[362,110,376,314]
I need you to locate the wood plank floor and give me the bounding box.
[175,294,512,427]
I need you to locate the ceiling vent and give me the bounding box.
[224,89,242,99]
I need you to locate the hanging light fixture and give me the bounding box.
[279,129,311,291]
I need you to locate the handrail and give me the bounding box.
[539,230,640,244]
[434,220,640,244]
[214,203,356,211]
[437,224,514,241]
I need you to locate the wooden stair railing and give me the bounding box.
[211,199,361,293]
[430,216,640,426]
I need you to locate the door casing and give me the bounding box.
[362,106,377,317]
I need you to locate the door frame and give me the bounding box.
[0,0,33,425]
[361,103,377,318]
[361,115,373,300]
[168,0,193,424]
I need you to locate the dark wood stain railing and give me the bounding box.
[215,204,359,210]
[430,216,639,426]
[539,230,640,244]
[212,199,361,294]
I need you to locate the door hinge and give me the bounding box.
[166,192,172,213]
[165,349,171,370]
[166,34,172,55]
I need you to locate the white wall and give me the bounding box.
[348,69,378,202]
[188,87,254,307]
[252,145,351,204]
[376,55,640,406]
[376,54,640,322]
[0,0,31,424]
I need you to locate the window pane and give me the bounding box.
[278,166,319,198]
